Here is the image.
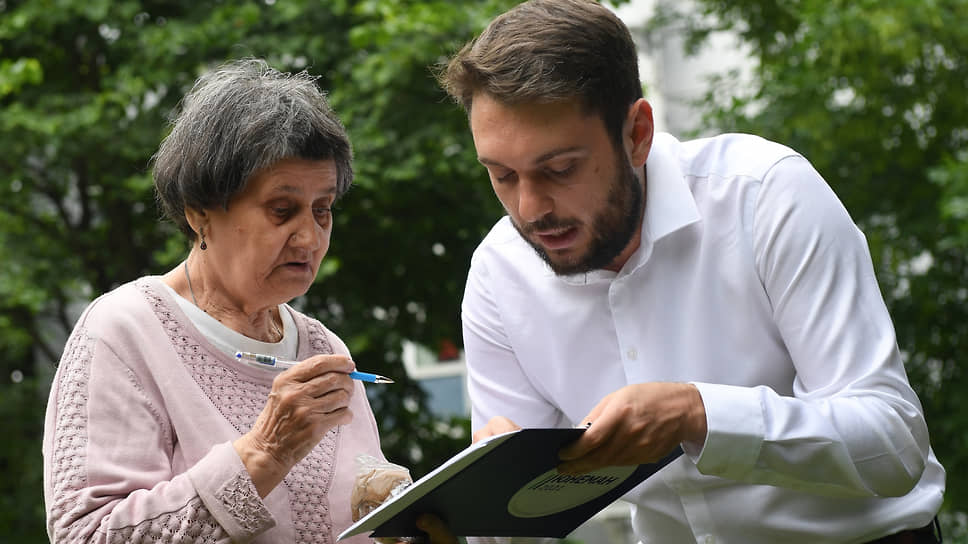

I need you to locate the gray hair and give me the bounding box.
[152,58,353,239]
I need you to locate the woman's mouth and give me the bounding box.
[281,261,312,274]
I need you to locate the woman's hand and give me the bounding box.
[415,513,461,544]
[472,415,521,443]
[234,354,356,496]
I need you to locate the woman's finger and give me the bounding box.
[416,513,460,544]
[298,371,355,400]
[283,354,356,382]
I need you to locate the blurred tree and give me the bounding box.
[0,0,520,540]
[647,0,968,514]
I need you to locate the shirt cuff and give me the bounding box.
[684,382,765,480]
[188,441,276,540]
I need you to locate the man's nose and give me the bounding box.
[516,177,552,224]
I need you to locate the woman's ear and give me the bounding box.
[626,98,654,168]
[184,207,207,238]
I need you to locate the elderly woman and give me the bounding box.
[42,58,453,544]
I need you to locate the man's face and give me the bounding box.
[469,94,645,275]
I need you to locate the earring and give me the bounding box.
[199,228,207,251]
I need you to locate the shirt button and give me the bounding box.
[627,348,637,360]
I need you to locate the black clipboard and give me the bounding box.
[339,428,683,539]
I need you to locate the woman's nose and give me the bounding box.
[288,213,323,250]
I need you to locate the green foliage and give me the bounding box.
[649,0,968,519]
[0,0,519,540]
[931,153,968,247]
[0,375,48,539]
[309,0,519,468]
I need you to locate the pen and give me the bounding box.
[234,351,395,384]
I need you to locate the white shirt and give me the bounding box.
[460,132,945,543]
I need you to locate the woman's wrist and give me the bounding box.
[233,433,291,498]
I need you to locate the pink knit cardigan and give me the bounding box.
[43,277,385,543]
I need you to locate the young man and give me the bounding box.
[438,1,945,542]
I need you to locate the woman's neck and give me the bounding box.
[163,259,284,343]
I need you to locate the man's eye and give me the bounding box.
[547,163,576,177]
[272,207,292,217]
[495,170,516,183]
[314,207,332,217]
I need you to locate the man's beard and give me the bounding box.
[513,155,644,276]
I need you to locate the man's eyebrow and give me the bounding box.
[534,146,584,164]
[478,146,585,167]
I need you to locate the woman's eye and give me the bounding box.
[272,207,292,217]
[314,207,333,222]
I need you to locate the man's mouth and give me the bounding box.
[533,225,579,250]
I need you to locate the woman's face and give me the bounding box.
[199,158,338,314]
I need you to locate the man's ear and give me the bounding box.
[626,98,654,168]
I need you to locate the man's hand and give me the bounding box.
[472,415,521,443]
[557,382,706,474]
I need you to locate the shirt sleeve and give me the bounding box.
[462,252,569,432]
[43,328,275,543]
[689,155,931,498]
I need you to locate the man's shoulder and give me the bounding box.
[471,217,546,276]
[668,132,803,182]
[478,216,520,246]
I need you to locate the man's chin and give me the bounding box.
[516,227,593,275]
[534,247,591,276]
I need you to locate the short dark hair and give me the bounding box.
[152,58,353,239]
[438,0,642,145]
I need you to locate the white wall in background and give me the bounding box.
[610,0,754,138]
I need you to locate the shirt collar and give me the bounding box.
[643,132,701,243]
[610,132,701,278]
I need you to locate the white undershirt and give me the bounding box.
[163,283,298,363]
